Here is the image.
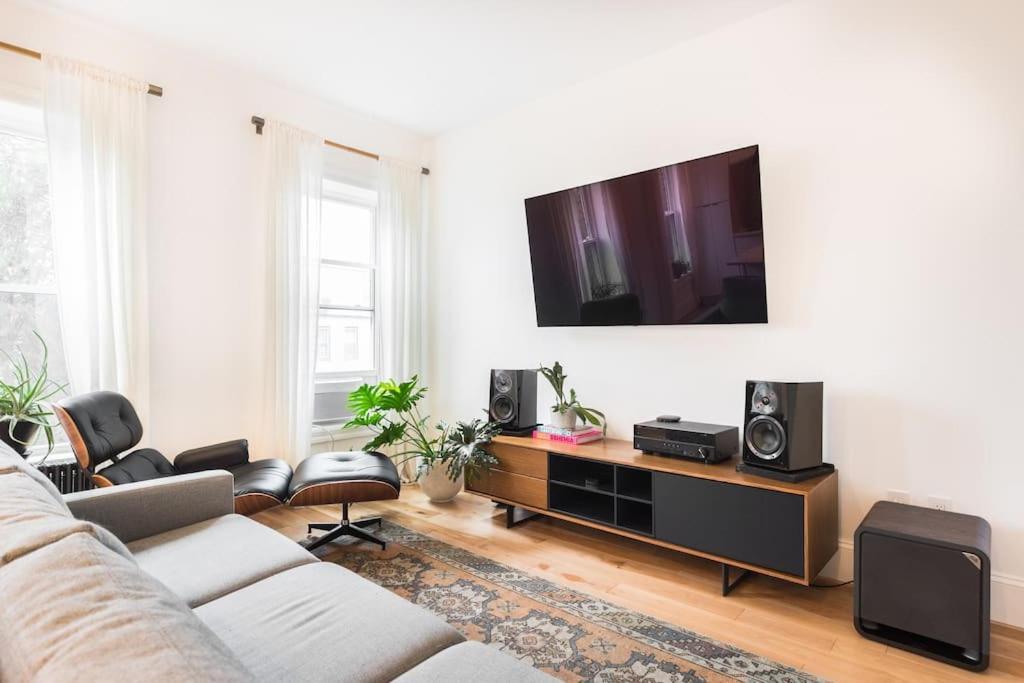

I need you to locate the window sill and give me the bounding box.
[23,443,75,466]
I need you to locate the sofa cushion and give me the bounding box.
[0,449,70,511]
[0,531,252,682]
[196,562,464,682]
[394,641,554,682]
[0,467,82,557]
[0,465,135,565]
[127,513,316,607]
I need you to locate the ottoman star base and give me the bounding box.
[306,504,386,551]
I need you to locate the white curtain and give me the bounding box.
[377,158,426,482]
[261,121,323,466]
[43,56,150,421]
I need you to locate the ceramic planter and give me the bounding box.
[0,419,39,457]
[549,409,578,430]
[419,463,464,503]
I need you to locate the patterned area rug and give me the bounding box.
[310,520,823,683]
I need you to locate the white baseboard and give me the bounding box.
[819,539,1024,629]
[991,572,1024,629]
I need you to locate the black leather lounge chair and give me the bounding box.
[54,391,292,515]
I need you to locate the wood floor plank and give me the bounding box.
[252,486,1023,682]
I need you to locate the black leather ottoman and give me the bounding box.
[230,459,293,515]
[287,451,401,550]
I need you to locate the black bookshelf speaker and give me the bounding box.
[855,502,991,671]
[488,369,538,434]
[742,380,822,472]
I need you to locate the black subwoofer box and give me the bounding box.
[854,501,991,671]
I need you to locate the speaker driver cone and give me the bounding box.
[745,415,786,460]
[490,395,515,424]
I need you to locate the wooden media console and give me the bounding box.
[466,435,839,594]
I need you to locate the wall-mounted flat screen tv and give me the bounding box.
[524,145,767,327]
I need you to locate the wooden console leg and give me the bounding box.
[505,504,539,528]
[722,563,752,596]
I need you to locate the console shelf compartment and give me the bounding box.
[549,454,614,494]
[616,466,652,502]
[616,497,653,536]
[549,481,615,525]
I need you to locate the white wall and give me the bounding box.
[1,0,427,455]
[428,0,1024,624]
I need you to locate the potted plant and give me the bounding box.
[435,417,500,495]
[0,332,67,457]
[345,376,501,503]
[538,361,606,432]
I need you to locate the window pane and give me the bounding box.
[315,310,374,375]
[0,132,54,288]
[320,264,372,308]
[322,198,373,264]
[0,292,70,396]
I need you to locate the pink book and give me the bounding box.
[532,430,604,445]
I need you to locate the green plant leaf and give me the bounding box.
[439,418,501,483]
[573,406,607,434]
[346,383,384,415]
[0,332,66,429]
[362,421,406,452]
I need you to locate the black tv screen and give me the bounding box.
[524,145,767,326]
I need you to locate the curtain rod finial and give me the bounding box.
[251,115,265,135]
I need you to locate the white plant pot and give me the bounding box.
[419,463,463,503]
[550,409,578,430]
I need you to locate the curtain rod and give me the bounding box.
[0,40,163,96]
[250,116,429,176]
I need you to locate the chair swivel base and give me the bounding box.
[304,503,386,551]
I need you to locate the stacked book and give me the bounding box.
[532,423,604,445]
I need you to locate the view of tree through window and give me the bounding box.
[0,124,70,449]
[0,129,69,391]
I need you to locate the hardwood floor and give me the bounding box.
[253,486,1024,682]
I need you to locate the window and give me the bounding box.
[0,99,70,447]
[316,325,331,362]
[313,179,379,426]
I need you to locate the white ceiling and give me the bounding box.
[35,0,785,134]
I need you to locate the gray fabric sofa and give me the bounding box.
[0,451,552,682]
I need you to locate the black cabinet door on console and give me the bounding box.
[653,473,804,576]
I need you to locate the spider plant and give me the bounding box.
[538,361,606,433]
[0,332,67,456]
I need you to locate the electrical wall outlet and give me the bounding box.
[927,495,953,512]
[887,489,911,505]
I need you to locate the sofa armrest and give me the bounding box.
[64,471,235,543]
[174,439,250,473]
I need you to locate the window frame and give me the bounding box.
[313,178,381,425]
